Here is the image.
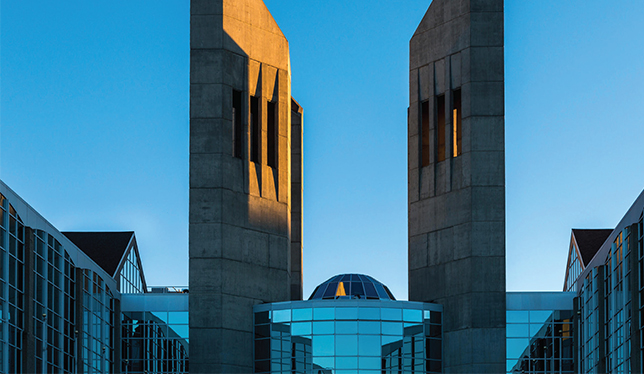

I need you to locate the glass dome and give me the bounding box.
[308,273,396,300]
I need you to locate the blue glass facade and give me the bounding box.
[0,193,25,373]
[567,192,644,373]
[0,182,189,373]
[120,249,145,294]
[254,279,442,374]
[80,268,115,373]
[33,229,77,372]
[506,293,575,374]
[121,293,189,374]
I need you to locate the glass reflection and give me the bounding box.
[506,309,574,374]
[254,301,441,374]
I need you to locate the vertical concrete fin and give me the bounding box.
[290,98,304,301]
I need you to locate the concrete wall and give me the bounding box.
[189,0,301,372]
[290,99,304,301]
[408,0,506,372]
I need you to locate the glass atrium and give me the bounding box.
[254,274,442,374]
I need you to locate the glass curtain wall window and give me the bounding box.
[579,268,600,374]
[121,311,189,374]
[254,301,442,374]
[638,213,644,374]
[506,310,574,374]
[603,230,631,374]
[0,193,25,374]
[120,250,144,294]
[81,269,114,374]
[566,244,582,292]
[33,230,76,373]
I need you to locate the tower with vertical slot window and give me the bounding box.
[408,0,506,371]
[189,0,304,372]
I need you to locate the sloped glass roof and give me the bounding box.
[308,274,396,301]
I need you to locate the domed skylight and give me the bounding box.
[308,274,396,300]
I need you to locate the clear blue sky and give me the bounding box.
[2,1,643,299]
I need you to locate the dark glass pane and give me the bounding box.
[255,311,269,325]
[312,284,327,299]
[383,286,396,300]
[308,286,320,299]
[350,282,364,298]
[428,359,441,373]
[427,339,441,360]
[376,283,391,300]
[255,359,270,373]
[255,324,270,339]
[9,216,16,236]
[255,339,270,360]
[322,283,338,298]
[428,324,441,338]
[430,311,441,324]
[340,274,351,282]
[363,282,378,298]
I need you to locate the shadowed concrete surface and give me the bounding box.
[189,0,303,372]
[408,0,506,372]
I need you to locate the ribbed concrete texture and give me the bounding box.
[189,0,303,372]
[408,0,506,372]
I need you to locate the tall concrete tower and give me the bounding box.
[189,0,303,372]
[408,0,505,372]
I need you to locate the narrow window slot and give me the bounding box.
[267,101,277,169]
[453,89,462,158]
[436,94,446,162]
[421,101,430,167]
[232,90,243,159]
[250,96,260,163]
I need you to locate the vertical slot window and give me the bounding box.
[452,89,463,157]
[267,101,277,169]
[452,89,462,158]
[232,90,243,159]
[436,94,445,162]
[250,96,260,163]
[421,101,430,167]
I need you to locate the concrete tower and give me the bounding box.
[189,0,303,372]
[408,0,505,372]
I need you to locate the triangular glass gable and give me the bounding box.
[119,246,145,293]
[564,241,583,292]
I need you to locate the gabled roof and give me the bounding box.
[62,231,134,276]
[572,229,613,266]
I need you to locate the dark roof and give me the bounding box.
[308,274,396,301]
[62,231,134,276]
[572,229,613,266]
